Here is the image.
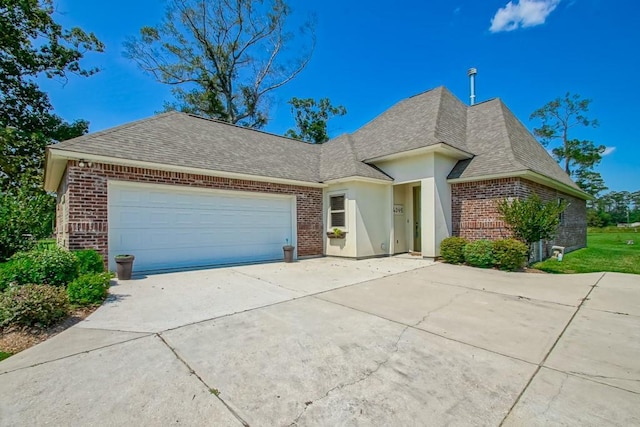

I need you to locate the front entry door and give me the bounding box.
[413,186,421,252]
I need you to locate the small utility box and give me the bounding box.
[551,245,565,259]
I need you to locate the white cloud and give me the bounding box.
[490,0,561,33]
[603,146,616,156]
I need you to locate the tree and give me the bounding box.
[530,93,605,182]
[284,97,346,143]
[0,0,104,189]
[574,169,607,208]
[0,186,55,260]
[496,194,567,259]
[125,0,315,128]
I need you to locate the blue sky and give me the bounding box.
[41,0,639,192]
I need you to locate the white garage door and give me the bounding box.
[108,182,295,272]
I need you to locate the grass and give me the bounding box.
[0,352,11,361]
[533,230,640,274]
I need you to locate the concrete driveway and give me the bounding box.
[1,257,639,426]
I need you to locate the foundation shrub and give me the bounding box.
[67,273,112,306]
[463,239,495,268]
[492,239,529,271]
[440,237,468,264]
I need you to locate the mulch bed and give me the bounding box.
[0,307,98,355]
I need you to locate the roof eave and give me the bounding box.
[323,175,393,185]
[447,170,590,200]
[364,143,473,164]
[44,148,68,192]
[45,148,328,190]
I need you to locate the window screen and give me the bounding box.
[330,195,345,227]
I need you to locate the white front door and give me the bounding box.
[108,182,295,272]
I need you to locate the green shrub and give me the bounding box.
[74,250,105,274]
[492,239,529,271]
[67,273,112,306]
[36,239,57,250]
[6,247,79,287]
[440,237,468,264]
[464,240,495,268]
[0,284,69,329]
[0,257,31,292]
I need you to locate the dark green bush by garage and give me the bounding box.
[0,284,69,329]
[1,247,79,288]
[492,239,529,271]
[74,249,105,275]
[463,239,495,268]
[67,273,112,306]
[440,237,468,264]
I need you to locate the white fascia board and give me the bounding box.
[323,176,393,185]
[364,143,473,163]
[45,149,327,191]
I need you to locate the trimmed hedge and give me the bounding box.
[2,247,79,288]
[492,239,529,271]
[0,284,69,329]
[440,237,468,264]
[67,273,112,306]
[74,250,105,275]
[463,240,495,268]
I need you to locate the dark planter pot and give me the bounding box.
[283,245,295,263]
[115,255,135,280]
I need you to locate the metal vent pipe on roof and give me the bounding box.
[467,68,477,105]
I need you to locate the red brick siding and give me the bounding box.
[58,161,323,265]
[452,177,586,257]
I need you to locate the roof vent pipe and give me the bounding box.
[467,68,477,106]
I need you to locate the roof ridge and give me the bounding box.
[496,100,528,171]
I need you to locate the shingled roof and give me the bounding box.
[448,98,582,191]
[50,111,322,183]
[350,86,470,160]
[45,87,586,198]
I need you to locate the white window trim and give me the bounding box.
[328,192,347,231]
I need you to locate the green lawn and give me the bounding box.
[533,231,640,274]
[0,352,11,362]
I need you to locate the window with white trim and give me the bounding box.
[329,194,346,228]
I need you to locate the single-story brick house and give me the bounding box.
[44,86,588,272]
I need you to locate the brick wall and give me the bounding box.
[57,160,324,265]
[451,177,587,257]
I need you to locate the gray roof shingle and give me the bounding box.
[52,112,322,183]
[48,88,584,196]
[448,99,581,191]
[349,87,469,161]
[319,134,391,182]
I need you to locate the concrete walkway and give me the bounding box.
[0,258,638,426]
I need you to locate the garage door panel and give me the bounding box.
[108,183,295,272]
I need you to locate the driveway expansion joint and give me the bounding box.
[156,333,250,427]
[0,333,153,376]
[313,295,538,366]
[498,272,606,426]
[429,279,580,309]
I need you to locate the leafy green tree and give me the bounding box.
[0,0,104,189]
[124,0,315,128]
[285,97,346,143]
[530,93,606,184]
[496,194,567,259]
[0,186,55,260]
